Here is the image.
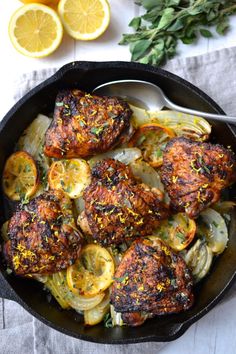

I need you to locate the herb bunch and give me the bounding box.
[120,0,236,66]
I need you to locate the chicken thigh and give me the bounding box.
[44,89,133,158]
[80,159,169,245]
[110,238,194,326]
[161,137,236,218]
[4,191,82,275]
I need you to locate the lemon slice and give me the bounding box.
[8,4,63,58]
[67,244,115,297]
[58,0,110,40]
[2,151,39,201]
[48,159,91,199]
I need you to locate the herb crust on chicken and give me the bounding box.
[44,90,133,158]
[4,191,82,275]
[161,137,236,218]
[79,159,169,245]
[111,238,194,326]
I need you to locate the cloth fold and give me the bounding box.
[1,45,236,354]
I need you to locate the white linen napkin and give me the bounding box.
[1,45,236,354]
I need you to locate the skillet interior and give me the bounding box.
[0,61,236,344]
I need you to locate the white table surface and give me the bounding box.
[1,1,236,353]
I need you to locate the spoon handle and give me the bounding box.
[164,98,236,125]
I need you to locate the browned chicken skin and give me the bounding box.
[4,191,82,276]
[80,159,169,245]
[161,137,236,218]
[44,90,133,158]
[110,238,194,326]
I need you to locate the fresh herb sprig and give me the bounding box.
[120,0,236,66]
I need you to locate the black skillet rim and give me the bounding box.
[0,60,236,344]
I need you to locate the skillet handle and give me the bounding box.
[0,272,17,301]
[166,321,191,341]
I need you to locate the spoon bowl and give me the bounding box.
[93,79,236,125]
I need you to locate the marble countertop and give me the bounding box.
[1,1,236,353]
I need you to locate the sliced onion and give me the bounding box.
[67,291,105,312]
[1,220,9,242]
[45,271,105,311]
[45,276,70,309]
[152,213,196,251]
[183,239,213,283]
[130,104,211,141]
[84,292,110,326]
[53,271,105,311]
[33,274,48,283]
[73,197,85,217]
[197,208,228,254]
[110,304,124,327]
[129,159,164,192]
[17,114,52,169]
[89,148,142,167]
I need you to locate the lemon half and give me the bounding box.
[9,4,63,58]
[58,0,110,40]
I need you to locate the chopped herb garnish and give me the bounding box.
[203,165,211,174]
[104,313,113,328]
[113,272,128,283]
[212,221,219,228]
[176,232,186,243]
[90,127,104,136]
[24,164,31,173]
[155,148,163,158]
[65,186,72,193]
[6,267,13,275]
[137,135,146,146]
[20,194,30,205]
[159,230,168,240]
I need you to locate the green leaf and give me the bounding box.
[166,0,180,6]
[129,17,141,31]
[140,0,161,10]
[130,39,152,61]
[168,18,184,31]
[187,6,203,16]
[157,8,175,30]
[181,36,196,44]
[153,39,165,51]
[139,56,150,64]
[216,19,229,35]
[142,8,162,23]
[207,10,217,22]
[200,28,213,38]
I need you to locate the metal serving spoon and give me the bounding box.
[93,79,236,125]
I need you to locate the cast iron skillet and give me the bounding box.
[0,61,236,344]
